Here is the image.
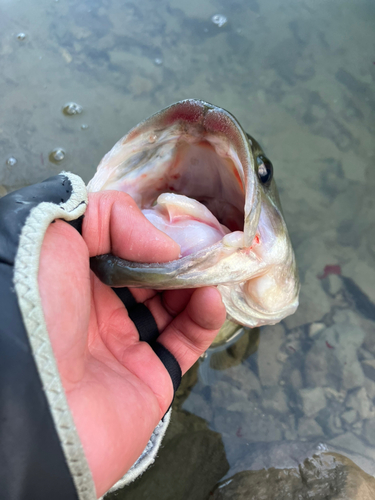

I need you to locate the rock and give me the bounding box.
[326,274,343,295]
[358,347,374,361]
[224,364,262,397]
[212,452,375,500]
[290,369,303,390]
[362,360,375,383]
[210,381,248,410]
[257,324,285,387]
[214,410,282,443]
[327,412,343,434]
[352,420,363,435]
[346,387,375,420]
[276,350,289,363]
[298,417,324,438]
[364,377,375,400]
[115,410,229,500]
[305,310,366,391]
[324,387,346,403]
[341,409,358,424]
[262,386,288,414]
[363,418,375,446]
[227,440,330,476]
[300,387,326,417]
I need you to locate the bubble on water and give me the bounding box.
[49,148,65,163]
[6,156,17,167]
[81,124,89,130]
[63,102,83,116]
[154,58,163,66]
[211,14,227,27]
[17,33,26,41]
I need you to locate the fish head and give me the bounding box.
[88,99,299,328]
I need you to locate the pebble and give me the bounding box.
[276,351,288,363]
[298,417,324,438]
[341,409,358,424]
[346,388,375,420]
[309,322,325,337]
[300,387,326,417]
[262,386,288,414]
[327,274,342,295]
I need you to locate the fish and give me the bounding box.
[88,99,299,331]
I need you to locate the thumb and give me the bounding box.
[83,191,180,262]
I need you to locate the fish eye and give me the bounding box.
[256,155,273,185]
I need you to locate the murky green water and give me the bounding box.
[1,0,375,498]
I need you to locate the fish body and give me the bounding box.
[89,100,299,329]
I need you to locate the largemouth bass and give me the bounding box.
[88,99,299,330]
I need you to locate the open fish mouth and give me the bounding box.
[89,99,299,328]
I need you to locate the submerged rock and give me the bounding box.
[305,310,366,391]
[211,452,375,500]
[114,410,229,500]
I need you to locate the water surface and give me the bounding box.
[1,0,375,498]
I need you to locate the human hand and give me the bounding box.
[38,191,226,497]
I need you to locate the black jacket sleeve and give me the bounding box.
[0,173,95,500]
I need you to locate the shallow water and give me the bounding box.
[1,0,375,498]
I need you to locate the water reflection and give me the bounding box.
[1,0,374,498]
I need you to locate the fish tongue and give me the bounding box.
[142,193,230,257]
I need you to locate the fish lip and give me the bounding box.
[126,99,261,248]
